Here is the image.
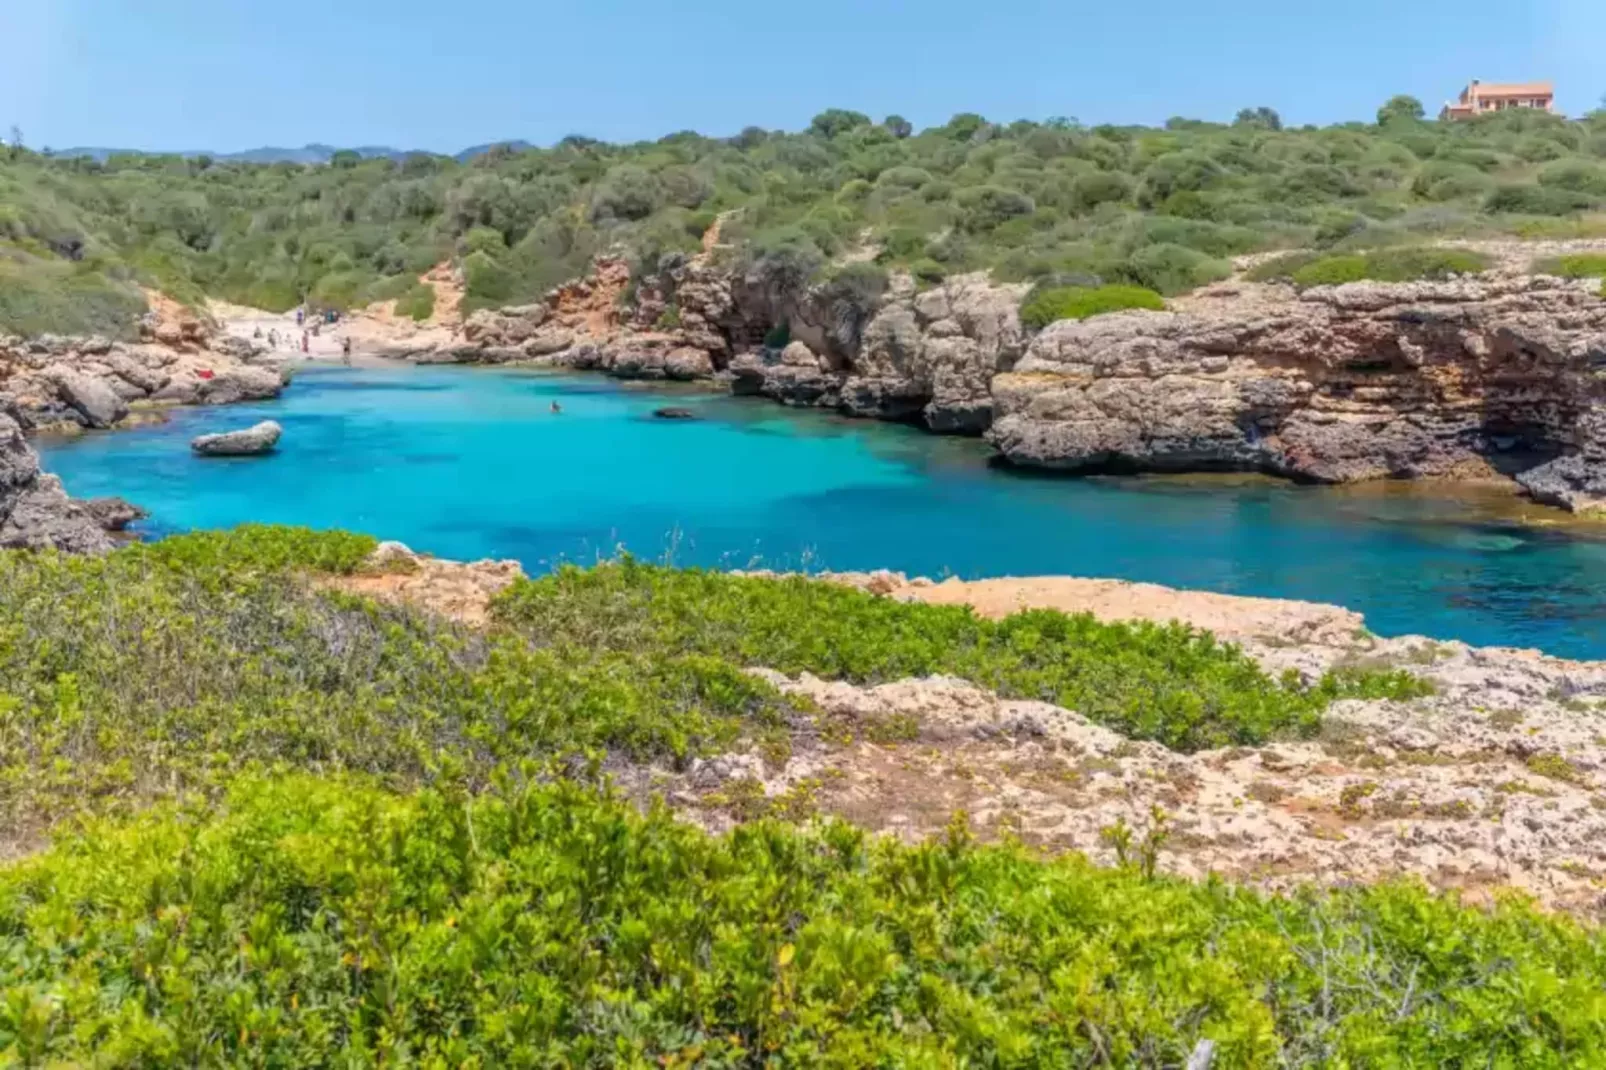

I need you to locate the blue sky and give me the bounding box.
[4,0,1602,153]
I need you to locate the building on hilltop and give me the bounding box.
[1440,80,1555,120]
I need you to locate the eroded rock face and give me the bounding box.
[191,420,282,457]
[989,277,1606,486]
[0,413,125,553]
[731,273,1031,431]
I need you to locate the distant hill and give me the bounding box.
[53,142,534,164]
[454,140,536,162]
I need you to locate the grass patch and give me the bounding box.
[1,773,1603,1065]
[491,559,1429,752]
[1018,284,1165,330]
[1533,252,1606,279]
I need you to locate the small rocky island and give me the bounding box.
[191,420,283,456]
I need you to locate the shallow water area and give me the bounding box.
[36,362,1606,659]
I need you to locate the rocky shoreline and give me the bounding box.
[0,296,290,548]
[386,239,1606,513]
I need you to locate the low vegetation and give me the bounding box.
[1533,252,1606,278]
[4,774,1605,1065]
[1247,246,1490,286]
[1019,283,1165,328]
[491,558,1427,751]
[4,101,1606,333]
[11,525,1602,1064]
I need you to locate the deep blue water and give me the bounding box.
[36,363,1606,658]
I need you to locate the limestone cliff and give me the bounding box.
[406,244,1606,510]
[990,276,1606,485]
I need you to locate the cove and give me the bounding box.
[36,363,1606,659]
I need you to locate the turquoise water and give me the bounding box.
[36,363,1606,659]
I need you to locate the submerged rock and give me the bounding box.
[191,420,282,457]
[652,407,697,420]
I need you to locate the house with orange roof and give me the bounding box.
[1440,80,1555,120]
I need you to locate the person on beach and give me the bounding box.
[295,307,304,327]
[301,331,309,354]
[342,337,352,364]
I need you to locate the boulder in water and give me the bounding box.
[191,420,282,457]
[652,407,697,420]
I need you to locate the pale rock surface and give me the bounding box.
[191,420,282,457]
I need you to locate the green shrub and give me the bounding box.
[1484,184,1594,216]
[133,523,377,574]
[0,257,146,339]
[909,257,946,285]
[954,185,1036,232]
[4,773,1603,1067]
[394,282,437,321]
[1244,251,1321,282]
[461,249,516,311]
[1410,161,1494,202]
[491,560,1424,751]
[1069,170,1134,212]
[1117,242,1231,294]
[1539,159,1606,198]
[1534,253,1606,279]
[0,531,807,828]
[1020,284,1165,329]
[1286,246,1490,287]
[589,164,664,222]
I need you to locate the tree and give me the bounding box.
[883,114,912,139]
[1377,95,1425,125]
[330,149,362,169]
[1233,107,1282,131]
[808,109,871,139]
[7,125,20,159]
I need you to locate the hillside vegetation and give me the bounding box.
[4,101,1606,336]
[0,525,1601,1064]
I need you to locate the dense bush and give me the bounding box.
[0,255,146,339]
[1020,284,1165,329]
[1484,184,1594,216]
[491,559,1425,751]
[0,103,1599,334]
[393,281,437,320]
[2,773,1602,1066]
[1251,246,1491,287]
[0,528,808,827]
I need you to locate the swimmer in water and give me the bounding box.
[550,401,562,414]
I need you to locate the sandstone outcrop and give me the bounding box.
[191,420,282,457]
[0,413,132,553]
